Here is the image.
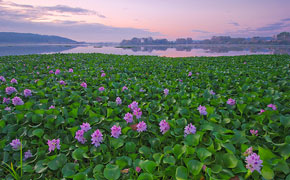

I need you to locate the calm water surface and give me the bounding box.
[0,44,289,57]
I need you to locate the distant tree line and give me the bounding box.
[120,32,290,45]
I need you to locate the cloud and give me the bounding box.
[192,30,210,33]
[0,1,105,19]
[281,18,290,22]
[0,18,162,42]
[41,5,102,16]
[256,22,289,31]
[228,22,240,26]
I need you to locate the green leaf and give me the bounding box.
[32,128,44,138]
[237,104,247,114]
[125,142,136,153]
[184,134,200,146]
[261,165,274,180]
[72,148,85,160]
[107,108,113,118]
[163,156,176,165]
[175,166,188,180]
[173,144,186,159]
[258,146,277,162]
[48,154,67,171]
[140,160,157,174]
[35,160,47,173]
[103,164,121,180]
[137,173,153,180]
[93,164,104,176]
[153,153,163,164]
[23,165,34,173]
[62,163,76,177]
[186,160,203,175]
[110,138,124,149]
[211,164,222,174]
[73,173,87,180]
[280,115,290,128]
[197,148,212,162]
[223,153,238,168]
[278,144,290,160]
[139,146,151,157]
[233,160,247,173]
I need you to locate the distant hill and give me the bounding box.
[0,32,79,44]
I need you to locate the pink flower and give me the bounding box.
[128,101,139,111]
[3,97,10,104]
[124,113,133,123]
[101,73,106,77]
[245,153,263,173]
[55,69,60,75]
[250,129,258,136]
[164,88,169,96]
[47,66,50,69]
[244,62,247,64]
[23,89,32,97]
[10,78,18,84]
[111,125,122,138]
[116,97,122,105]
[59,80,66,85]
[258,109,265,114]
[49,70,54,74]
[267,104,277,110]
[197,105,207,115]
[99,87,105,92]
[0,76,6,82]
[49,105,55,109]
[10,139,21,150]
[80,122,91,132]
[196,72,200,75]
[139,88,145,92]
[202,165,207,171]
[188,72,192,77]
[75,130,87,144]
[24,150,33,161]
[159,120,170,134]
[5,107,11,111]
[6,87,17,95]
[69,68,73,73]
[227,98,236,105]
[81,82,87,88]
[91,129,103,147]
[34,79,39,83]
[179,79,183,82]
[243,147,253,156]
[36,72,39,75]
[184,123,196,137]
[210,90,216,95]
[136,121,147,132]
[12,96,24,106]
[47,139,60,153]
[136,166,141,173]
[133,108,142,119]
[122,86,128,91]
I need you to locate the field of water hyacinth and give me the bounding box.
[0,53,289,180]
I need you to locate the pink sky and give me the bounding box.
[0,0,289,42]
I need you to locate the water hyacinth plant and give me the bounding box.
[0,54,289,179]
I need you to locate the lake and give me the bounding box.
[0,44,289,57]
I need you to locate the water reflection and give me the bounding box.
[0,45,79,56]
[121,45,290,55]
[0,44,289,57]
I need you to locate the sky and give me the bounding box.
[0,0,290,42]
